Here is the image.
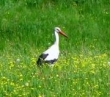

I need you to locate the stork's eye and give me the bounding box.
[56,29,59,32]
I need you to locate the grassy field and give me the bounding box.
[0,0,110,97]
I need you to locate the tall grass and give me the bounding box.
[0,0,110,53]
[0,0,110,97]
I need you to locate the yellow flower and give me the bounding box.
[56,74,59,77]
[39,85,41,88]
[90,70,95,74]
[25,82,29,86]
[38,94,45,97]
[31,58,36,63]
[10,82,15,86]
[9,61,14,69]
[91,63,95,68]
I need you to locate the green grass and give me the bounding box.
[0,0,110,97]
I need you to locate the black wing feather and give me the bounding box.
[37,53,48,66]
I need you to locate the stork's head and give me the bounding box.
[55,27,68,38]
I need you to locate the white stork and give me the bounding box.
[37,27,68,66]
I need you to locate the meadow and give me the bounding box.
[0,0,110,97]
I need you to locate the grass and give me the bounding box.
[0,0,110,97]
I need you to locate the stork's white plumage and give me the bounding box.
[37,27,68,66]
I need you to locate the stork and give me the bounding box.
[37,27,68,66]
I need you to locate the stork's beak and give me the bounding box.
[59,31,68,38]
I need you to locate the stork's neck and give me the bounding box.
[54,31,59,46]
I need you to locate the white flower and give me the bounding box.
[16,58,20,62]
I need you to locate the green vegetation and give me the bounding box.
[0,0,110,97]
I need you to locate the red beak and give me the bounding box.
[59,31,68,38]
